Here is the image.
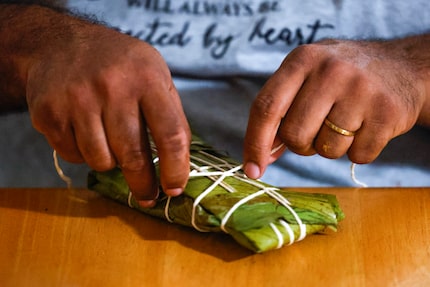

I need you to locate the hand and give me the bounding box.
[24,12,191,206]
[243,38,428,179]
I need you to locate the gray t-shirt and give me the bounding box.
[68,0,430,76]
[0,0,428,187]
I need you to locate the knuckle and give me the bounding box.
[157,128,191,157]
[119,151,151,173]
[348,150,375,164]
[250,94,280,121]
[67,90,94,113]
[278,125,313,154]
[351,74,374,98]
[47,133,68,149]
[94,68,132,101]
[348,135,389,164]
[140,67,168,86]
[368,95,401,128]
[52,145,84,164]
[280,44,317,72]
[30,101,61,133]
[245,139,273,156]
[60,153,85,164]
[315,143,342,159]
[321,58,355,80]
[97,63,170,103]
[46,135,85,164]
[288,44,317,61]
[86,151,116,171]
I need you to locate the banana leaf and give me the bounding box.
[87,137,344,253]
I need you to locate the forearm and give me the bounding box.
[0,4,30,112]
[0,1,86,113]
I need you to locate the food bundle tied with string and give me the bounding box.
[88,136,344,253]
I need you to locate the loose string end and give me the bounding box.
[350,163,368,188]
[53,150,73,189]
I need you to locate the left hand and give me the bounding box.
[243,38,428,179]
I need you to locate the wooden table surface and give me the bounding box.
[1,187,429,287]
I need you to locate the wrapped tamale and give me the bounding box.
[87,137,344,253]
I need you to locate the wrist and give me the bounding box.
[401,35,430,127]
[385,35,430,127]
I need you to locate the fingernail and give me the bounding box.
[244,162,261,179]
[165,188,183,197]
[133,188,159,208]
[137,199,157,208]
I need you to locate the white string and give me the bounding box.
[220,189,266,233]
[269,223,284,249]
[53,150,72,189]
[191,165,243,232]
[190,156,237,193]
[181,148,307,246]
[128,191,133,208]
[164,196,174,223]
[132,140,307,248]
[279,220,295,246]
[270,141,369,189]
[350,163,368,187]
[128,187,174,224]
[271,143,285,155]
[127,156,161,209]
[271,142,369,190]
[215,171,308,241]
[51,140,317,249]
[265,189,307,241]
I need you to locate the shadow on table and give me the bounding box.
[0,187,253,262]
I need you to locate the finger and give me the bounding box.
[312,69,368,159]
[348,119,391,164]
[314,116,358,159]
[73,113,116,171]
[140,79,191,197]
[267,136,288,164]
[44,126,85,164]
[29,101,84,163]
[104,102,158,203]
[314,102,363,159]
[243,52,309,179]
[277,73,335,156]
[278,53,366,160]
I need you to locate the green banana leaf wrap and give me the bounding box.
[87,137,344,253]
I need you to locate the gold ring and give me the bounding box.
[324,118,356,136]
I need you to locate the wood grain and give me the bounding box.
[1,187,429,287]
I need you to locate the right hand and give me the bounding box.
[25,13,191,206]
[243,38,429,180]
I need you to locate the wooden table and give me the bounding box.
[1,187,429,287]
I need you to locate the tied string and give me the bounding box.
[53,140,362,249]
[147,140,307,249]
